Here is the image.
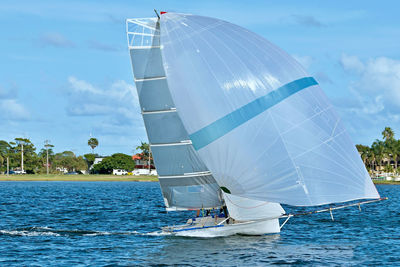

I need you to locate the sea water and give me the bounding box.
[0,182,398,266]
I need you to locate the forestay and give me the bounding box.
[159,13,380,206]
[127,18,222,210]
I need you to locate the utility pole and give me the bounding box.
[44,140,51,175]
[6,157,9,176]
[148,146,151,175]
[21,142,24,172]
[16,140,26,173]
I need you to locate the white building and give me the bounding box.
[113,169,128,175]
[90,157,105,170]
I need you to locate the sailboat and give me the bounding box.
[126,12,384,237]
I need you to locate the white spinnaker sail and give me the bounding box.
[223,193,285,221]
[159,13,379,206]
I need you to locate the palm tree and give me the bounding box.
[387,139,400,173]
[136,142,152,171]
[88,138,99,154]
[395,140,400,173]
[356,144,370,165]
[380,127,399,173]
[367,149,376,171]
[382,127,395,141]
[372,139,385,172]
[136,142,150,160]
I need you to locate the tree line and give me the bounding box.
[0,137,143,174]
[356,127,400,173]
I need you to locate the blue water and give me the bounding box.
[0,182,398,266]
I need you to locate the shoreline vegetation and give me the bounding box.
[0,174,158,182]
[0,138,153,176]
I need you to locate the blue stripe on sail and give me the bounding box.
[189,77,318,150]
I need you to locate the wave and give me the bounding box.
[142,230,172,236]
[0,227,143,237]
[0,229,61,237]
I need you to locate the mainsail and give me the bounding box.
[127,18,222,210]
[159,13,380,206]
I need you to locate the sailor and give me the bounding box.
[223,206,228,218]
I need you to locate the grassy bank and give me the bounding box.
[0,174,158,182]
[373,180,400,185]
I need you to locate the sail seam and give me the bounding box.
[151,140,192,147]
[189,77,318,150]
[134,76,166,82]
[129,45,161,50]
[142,108,176,114]
[159,171,212,179]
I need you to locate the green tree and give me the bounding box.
[54,151,87,173]
[380,127,398,173]
[356,144,375,171]
[395,140,400,172]
[92,153,135,174]
[84,153,96,169]
[75,156,88,172]
[367,149,376,171]
[136,141,153,166]
[8,138,39,174]
[88,138,99,154]
[382,127,395,141]
[0,140,10,171]
[356,144,370,165]
[38,147,55,174]
[385,139,396,171]
[372,139,386,172]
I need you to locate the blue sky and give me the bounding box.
[1,0,399,156]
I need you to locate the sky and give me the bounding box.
[1,0,399,156]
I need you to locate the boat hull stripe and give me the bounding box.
[189,77,318,150]
[172,224,224,232]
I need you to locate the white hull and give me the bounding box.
[163,217,281,237]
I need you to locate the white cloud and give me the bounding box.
[66,76,140,126]
[0,84,30,120]
[340,55,400,113]
[0,99,30,120]
[340,54,364,73]
[109,80,137,104]
[68,76,137,103]
[66,104,113,116]
[337,53,400,143]
[68,76,102,94]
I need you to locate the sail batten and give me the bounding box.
[159,13,379,206]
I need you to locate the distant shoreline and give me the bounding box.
[0,174,158,182]
[0,174,398,184]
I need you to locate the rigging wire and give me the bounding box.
[281,197,388,218]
